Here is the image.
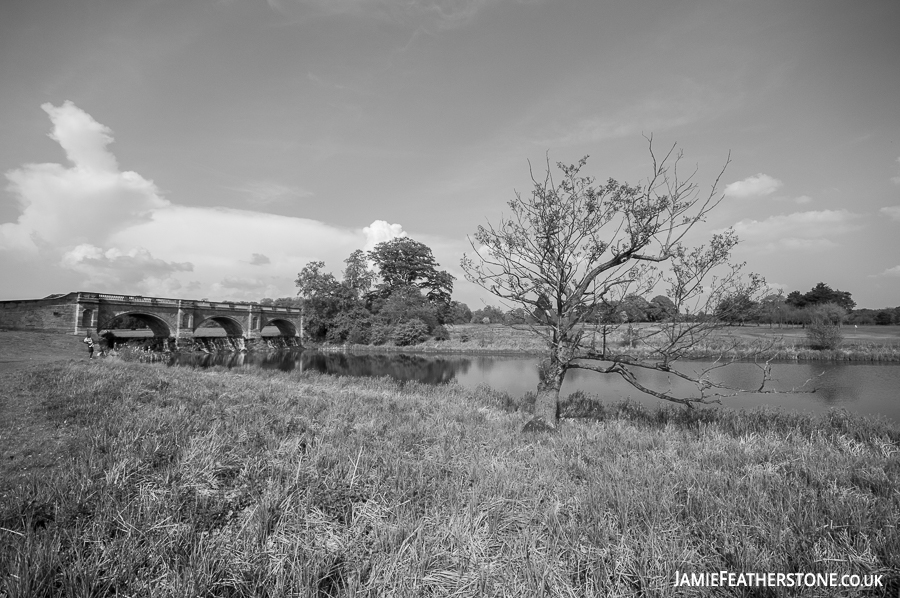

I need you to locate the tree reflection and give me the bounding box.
[170,350,471,385]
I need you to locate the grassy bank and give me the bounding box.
[1,361,899,596]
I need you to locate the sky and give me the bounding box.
[1,0,899,309]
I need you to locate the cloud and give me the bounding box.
[793,195,812,204]
[61,244,192,296]
[724,174,783,198]
[728,209,863,253]
[42,101,119,172]
[879,266,900,277]
[1,102,169,254]
[891,177,900,186]
[0,101,433,301]
[363,219,406,251]
[880,206,900,222]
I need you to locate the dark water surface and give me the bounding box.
[169,350,900,423]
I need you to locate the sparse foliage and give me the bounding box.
[462,140,792,429]
[807,320,843,350]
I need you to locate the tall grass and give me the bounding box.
[1,361,898,596]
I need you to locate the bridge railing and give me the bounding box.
[77,291,302,314]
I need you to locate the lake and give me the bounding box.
[169,350,900,423]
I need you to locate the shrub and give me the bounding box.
[392,319,429,346]
[432,325,450,341]
[347,326,370,345]
[369,324,393,345]
[807,319,843,350]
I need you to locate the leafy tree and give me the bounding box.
[787,283,855,311]
[715,293,758,326]
[462,143,774,429]
[368,237,455,305]
[374,285,440,332]
[617,295,652,322]
[447,301,473,324]
[294,261,356,341]
[785,290,807,309]
[342,249,375,299]
[647,295,678,322]
[847,309,876,326]
[875,310,893,325]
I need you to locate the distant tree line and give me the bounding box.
[262,256,897,344]
[714,282,899,327]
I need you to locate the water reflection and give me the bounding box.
[170,350,471,385]
[169,350,900,422]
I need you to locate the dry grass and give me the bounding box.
[1,360,898,596]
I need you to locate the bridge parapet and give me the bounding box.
[1,291,303,350]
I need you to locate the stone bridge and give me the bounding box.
[0,291,303,350]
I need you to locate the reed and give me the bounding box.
[1,361,898,596]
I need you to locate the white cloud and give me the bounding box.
[880,206,900,222]
[42,101,118,172]
[880,265,900,277]
[723,173,783,198]
[363,219,406,251]
[728,209,862,253]
[1,102,168,254]
[0,102,430,301]
[793,195,812,204]
[891,176,900,186]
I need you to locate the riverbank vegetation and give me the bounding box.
[1,360,898,596]
[309,323,900,362]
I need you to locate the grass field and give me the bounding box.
[1,358,898,596]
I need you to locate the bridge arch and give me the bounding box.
[262,318,299,337]
[100,311,172,337]
[194,315,245,337]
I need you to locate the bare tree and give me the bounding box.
[462,140,795,430]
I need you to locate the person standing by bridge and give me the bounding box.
[82,335,96,359]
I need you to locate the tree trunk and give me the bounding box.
[525,354,566,431]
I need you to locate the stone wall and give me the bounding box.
[0,294,80,334]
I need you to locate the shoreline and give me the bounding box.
[305,341,900,362]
